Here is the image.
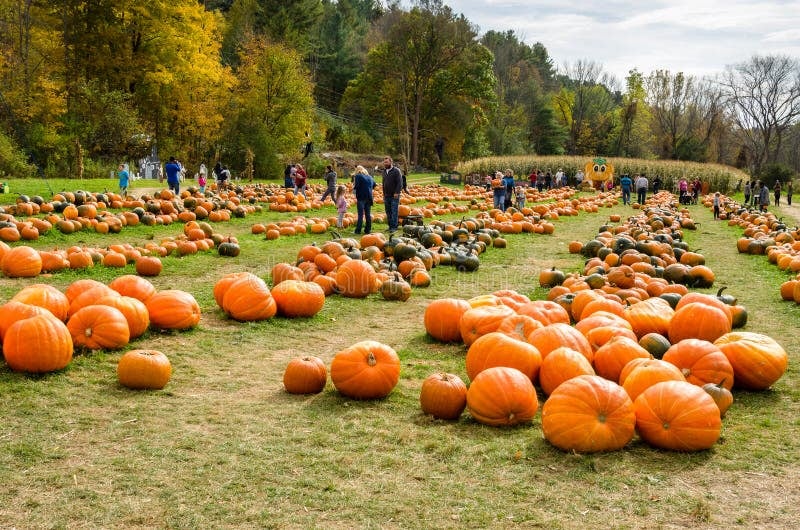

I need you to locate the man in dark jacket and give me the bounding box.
[320,165,337,201]
[382,156,403,233]
[165,157,181,194]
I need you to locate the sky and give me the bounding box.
[426,0,800,85]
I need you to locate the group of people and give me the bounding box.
[117,158,232,196]
[525,168,582,192]
[349,156,404,234]
[619,174,656,205]
[743,180,793,212]
[677,178,702,205]
[486,169,522,210]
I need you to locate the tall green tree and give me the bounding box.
[608,69,653,158]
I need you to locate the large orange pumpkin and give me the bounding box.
[465,332,542,383]
[634,380,721,451]
[668,302,731,344]
[3,313,74,373]
[539,346,596,396]
[1,245,42,278]
[662,339,734,389]
[542,375,635,453]
[146,290,201,330]
[330,340,400,399]
[335,260,376,298]
[466,366,538,427]
[11,283,69,321]
[424,298,471,343]
[108,275,157,302]
[0,301,48,340]
[624,297,674,338]
[620,358,685,401]
[526,323,593,362]
[67,305,131,350]
[714,332,788,390]
[459,304,515,347]
[95,295,150,339]
[592,336,651,383]
[271,280,325,317]
[516,300,570,326]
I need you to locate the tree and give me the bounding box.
[608,69,653,158]
[223,37,313,177]
[720,55,800,176]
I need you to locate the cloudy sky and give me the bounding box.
[430,1,800,84]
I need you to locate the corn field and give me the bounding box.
[455,156,749,192]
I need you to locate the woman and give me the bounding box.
[787,180,793,206]
[352,166,374,235]
[293,163,308,198]
[774,181,782,207]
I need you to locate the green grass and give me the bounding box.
[0,185,799,527]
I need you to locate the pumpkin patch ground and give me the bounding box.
[0,176,799,528]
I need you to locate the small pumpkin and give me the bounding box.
[330,341,400,399]
[283,356,328,394]
[424,298,471,342]
[419,372,468,420]
[117,349,172,390]
[702,380,733,418]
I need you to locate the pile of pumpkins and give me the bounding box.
[0,275,200,377]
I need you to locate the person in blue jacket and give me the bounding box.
[502,169,516,210]
[353,165,375,235]
[620,174,632,205]
[164,157,182,194]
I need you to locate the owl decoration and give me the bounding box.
[584,158,614,188]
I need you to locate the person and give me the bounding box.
[713,192,721,220]
[529,169,537,188]
[284,164,294,188]
[353,165,374,234]
[635,173,648,205]
[293,163,307,198]
[759,182,770,212]
[217,165,231,191]
[320,165,337,201]
[491,171,505,209]
[401,171,409,194]
[164,156,181,194]
[484,174,492,191]
[692,179,701,204]
[117,163,129,197]
[751,180,760,207]
[502,169,515,210]
[536,170,544,192]
[678,178,689,204]
[544,171,552,189]
[197,171,207,193]
[199,163,207,181]
[515,185,526,210]
[381,156,403,234]
[555,167,564,188]
[334,185,347,229]
[620,174,632,205]
[787,180,793,206]
[653,175,662,195]
[213,161,222,183]
[575,169,584,187]
[774,180,782,206]
[744,181,751,207]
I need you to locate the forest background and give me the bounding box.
[0,0,798,184]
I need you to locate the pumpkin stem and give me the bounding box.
[367,352,377,367]
[717,378,727,388]
[716,286,727,297]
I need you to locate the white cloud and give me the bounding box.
[422,0,800,82]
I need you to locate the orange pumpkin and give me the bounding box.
[424,298,471,343]
[146,290,201,330]
[220,275,277,322]
[662,339,734,389]
[67,305,131,350]
[108,275,157,302]
[466,366,538,427]
[542,375,635,453]
[526,323,593,362]
[713,332,788,390]
[335,260,376,298]
[459,304,515,347]
[3,313,73,373]
[620,358,686,401]
[419,372,468,420]
[592,336,651,383]
[668,302,731,344]
[95,295,150,339]
[1,245,42,278]
[11,284,70,322]
[117,350,172,390]
[634,381,721,451]
[465,332,542,383]
[330,340,400,399]
[539,346,596,396]
[283,356,328,394]
[271,280,325,317]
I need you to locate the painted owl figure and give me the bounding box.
[584,159,614,188]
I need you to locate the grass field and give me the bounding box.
[0,176,798,528]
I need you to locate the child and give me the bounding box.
[198,171,207,193]
[713,192,720,220]
[334,185,347,228]
[117,164,129,198]
[515,185,526,210]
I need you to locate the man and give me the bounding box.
[381,156,403,234]
[635,173,649,205]
[575,169,584,187]
[620,174,632,205]
[320,165,337,201]
[164,156,181,195]
[555,168,565,188]
[353,166,374,235]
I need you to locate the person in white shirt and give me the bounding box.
[635,174,649,205]
[555,168,565,188]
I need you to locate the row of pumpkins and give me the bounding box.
[281,279,787,453]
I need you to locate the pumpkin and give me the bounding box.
[668,302,731,344]
[213,272,256,308]
[466,366,538,427]
[526,323,593,362]
[65,279,106,302]
[335,260,376,298]
[135,256,163,277]
[624,297,674,338]
[713,332,788,390]
[1,245,42,277]
[634,381,721,451]
[424,298,471,342]
[592,336,651,383]
[702,380,733,418]
[495,314,543,342]
[607,265,636,289]
[67,305,130,350]
[638,333,672,359]
[95,295,150,339]
[271,280,325,317]
[283,356,328,394]
[68,285,118,318]
[459,304,515,347]
[381,273,412,301]
[117,350,172,390]
[0,301,48,340]
[11,283,70,321]
[620,359,686,401]
[516,300,570,326]
[465,332,542,383]
[419,372,468,420]
[662,339,734,389]
[3,313,73,373]
[330,340,400,399]
[539,346,596,396]
[220,275,277,322]
[542,375,635,453]
[146,290,202,330]
[108,275,157,302]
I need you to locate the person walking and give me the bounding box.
[353,166,374,235]
[774,181,782,206]
[502,169,515,210]
[787,180,793,206]
[381,156,403,234]
[293,163,307,198]
[491,171,505,209]
[117,163,129,198]
[164,157,181,195]
[743,181,751,207]
[635,173,649,205]
[653,175,662,195]
[759,182,770,212]
[620,174,632,205]
[320,165,337,202]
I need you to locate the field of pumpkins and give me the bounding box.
[0,177,798,528]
